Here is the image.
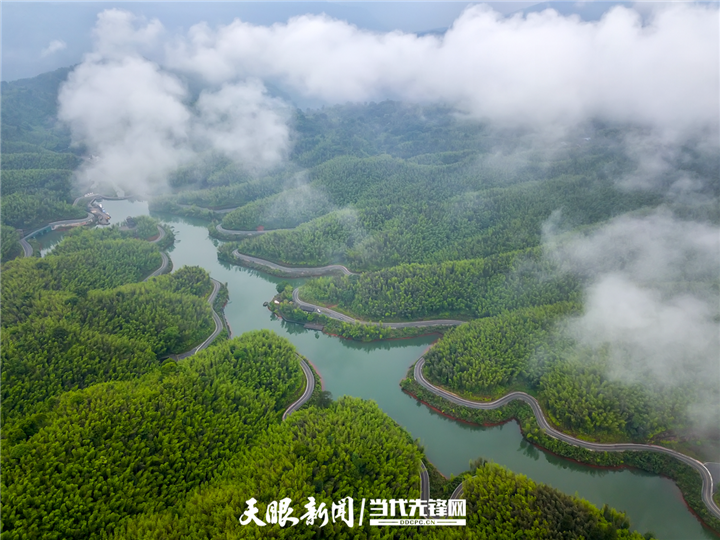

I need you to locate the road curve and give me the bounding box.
[414,357,720,520]
[278,351,430,504]
[144,252,170,280]
[450,480,464,500]
[178,203,236,214]
[19,237,33,257]
[292,288,465,328]
[21,205,223,363]
[233,250,359,277]
[176,279,224,360]
[149,224,165,243]
[22,193,134,257]
[420,461,430,502]
[282,356,315,421]
[20,213,96,257]
[217,224,269,237]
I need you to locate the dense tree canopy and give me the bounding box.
[1,70,700,540]
[1,233,215,425]
[299,249,581,321]
[2,332,304,540]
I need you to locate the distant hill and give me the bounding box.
[1,66,75,152]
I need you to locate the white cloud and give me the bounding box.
[546,210,720,285]
[545,210,720,424]
[89,8,164,61]
[194,81,292,171]
[58,5,718,194]
[166,4,718,136]
[58,55,192,196]
[571,273,718,386]
[58,11,293,196]
[41,39,66,58]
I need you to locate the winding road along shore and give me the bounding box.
[175,279,224,360]
[414,357,720,521]
[144,225,170,280]
[144,252,170,280]
[20,195,142,258]
[292,288,465,328]
[230,248,463,326]
[178,204,236,214]
[420,462,430,502]
[279,354,430,500]
[282,356,315,421]
[150,224,165,244]
[217,224,269,237]
[233,249,358,276]
[19,213,96,257]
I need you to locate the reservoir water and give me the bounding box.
[45,199,714,539]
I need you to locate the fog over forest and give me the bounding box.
[53,4,720,426]
[4,4,720,538]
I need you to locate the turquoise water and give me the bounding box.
[92,199,717,539]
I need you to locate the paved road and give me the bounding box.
[420,461,430,502]
[450,480,464,500]
[149,224,165,244]
[234,250,358,277]
[217,224,270,237]
[282,356,315,421]
[176,279,224,360]
[178,203,236,214]
[144,252,170,280]
[279,352,429,502]
[19,205,225,367]
[414,357,720,520]
[707,463,720,486]
[21,194,133,257]
[20,213,96,257]
[19,237,33,257]
[292,288,465,328]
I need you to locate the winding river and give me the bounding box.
[37,199,716,539]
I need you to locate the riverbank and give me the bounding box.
[402,370,720,534]
[93,198,718,538]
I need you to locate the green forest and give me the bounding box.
[420,305,693,442]
[297,248,581,321]
[238,104,718,459]
[1,68,86,238]
[1,66,711,539]
[1,231,215,424]
[2,331,305,540]
[217,156,662,270]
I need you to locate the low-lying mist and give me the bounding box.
[55,3,719,432]
[544,209,720,433]
[56,4,717,196]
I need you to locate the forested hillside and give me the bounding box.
[257,103,718,456]
[421,305,693,441]
[0,67,686,539]
[1,68,86,240]
[114,407,647,540]
[2,332,305,540]
[299,248,581,321]
[1,232,214,425]
[218,149,662,270]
